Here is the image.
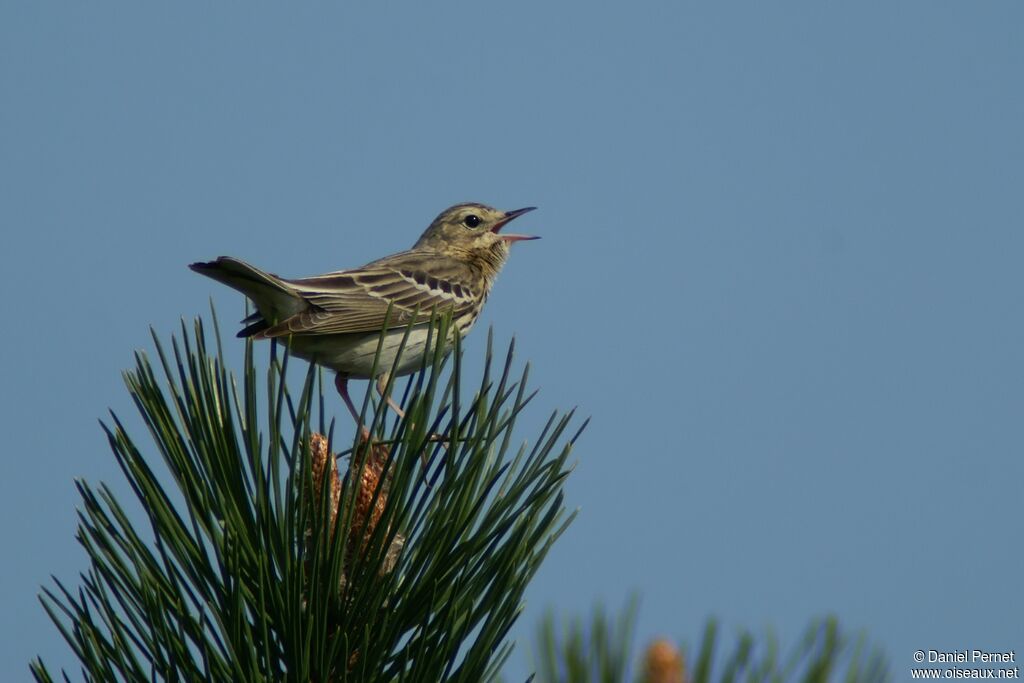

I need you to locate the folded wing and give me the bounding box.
[254,251,480,339]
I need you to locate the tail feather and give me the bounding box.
[189,256,288,294]
[238,319,271,338]
[189,257,305,334]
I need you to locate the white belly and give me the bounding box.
[289,324,449,379]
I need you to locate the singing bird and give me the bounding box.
[190,203,538,422]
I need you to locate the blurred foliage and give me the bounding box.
[530,601,889,683]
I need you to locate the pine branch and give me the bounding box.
[33,312,582,682]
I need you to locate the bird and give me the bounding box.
[189,202,538,427]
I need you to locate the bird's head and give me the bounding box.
[414,203,538,268]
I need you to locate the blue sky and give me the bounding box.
[2,2,1022,679]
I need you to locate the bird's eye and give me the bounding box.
[463,214,481,229]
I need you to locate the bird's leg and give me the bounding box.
[375,372,407,419]
[335,374,370,442]
[376,373,445,475]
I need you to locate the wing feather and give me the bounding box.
[253,251,481,339]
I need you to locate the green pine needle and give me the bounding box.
[33,311,582,682]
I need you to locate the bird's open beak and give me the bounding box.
[492,206,540,242]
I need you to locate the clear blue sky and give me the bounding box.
[2,2,1021,679]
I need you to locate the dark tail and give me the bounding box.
[189,257,299,337]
